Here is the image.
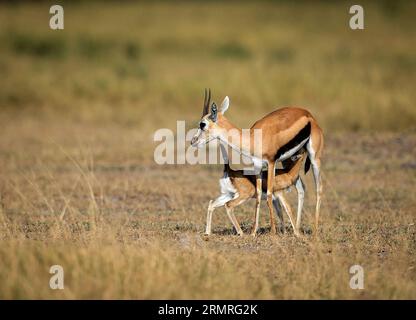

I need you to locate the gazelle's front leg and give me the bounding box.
[266,161,277,234]
[205,195,229,235]
[251,175,262,237]
[205,193,240,236]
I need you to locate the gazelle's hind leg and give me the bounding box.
[272,195,285,233]
[295,177,305,232]
[275,192,300,237]
[312,160,322,231]
[205,193,234,235]
[306,132,323,232]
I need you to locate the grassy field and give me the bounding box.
[0,1,415,299]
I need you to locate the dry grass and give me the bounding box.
[0,1,415,299]
[0,120,415,299]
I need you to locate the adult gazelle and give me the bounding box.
[191,89,323,235]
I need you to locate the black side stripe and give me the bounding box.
[275,122,311,161]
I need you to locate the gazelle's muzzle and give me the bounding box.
[190,135,199,147]
[191,129,204,147]
[191,128,215,148]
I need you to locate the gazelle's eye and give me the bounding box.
[199,122,206,130]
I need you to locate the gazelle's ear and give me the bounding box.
[220,96,229,114]
[210,102,218,122]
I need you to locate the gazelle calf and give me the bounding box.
[205,148,306,237]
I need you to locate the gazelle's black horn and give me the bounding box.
[202,88,208,116]
[207,88,211,108]
[202,88,211,116]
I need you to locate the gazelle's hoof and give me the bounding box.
[237,231,244,236]
[202,233,210,241]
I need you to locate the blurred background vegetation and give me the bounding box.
[0,0,415,132]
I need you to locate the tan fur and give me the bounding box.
[250,108,313,159]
